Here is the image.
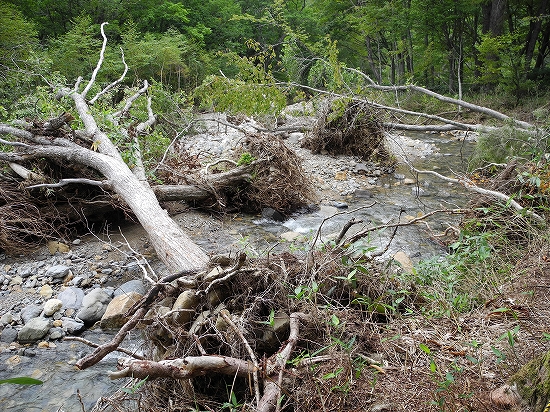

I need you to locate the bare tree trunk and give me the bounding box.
[0,23,209,273]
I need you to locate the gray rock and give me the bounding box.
[354,189,373,198]
[46,265,71,279]
[18,317,51,343]
[114,280,146,297]
[0,312,13,325]
[57,287,85,310]
[76,288,113,324]
[21,305,43,324]
[60,317,85,334]
[0,326,18,343]
[48,327,65,340]
[331,201,349,209]
[18,264,36,279]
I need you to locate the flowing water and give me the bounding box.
[0,133,475,411]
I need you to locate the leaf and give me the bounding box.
[0,377,43,385]
[91,140,101,151]
[419,343,431,355]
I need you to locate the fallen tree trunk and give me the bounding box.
[0,23,209,273]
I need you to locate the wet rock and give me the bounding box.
[21,305,43,324]
[57,287,85,310]
[171,290,198,325]
[0,326,18,343]
[331,201,349,209]
[319,205,338,217]
[60,317,85,334]
[43,299,63,316]
[100,291,142,330]
[76,288,113,325]
[114,280,146,297]
[48,327,65,340]
[18,317,51,343]
[46,265,71,279]
[280,231,302,242]
[262,207,285,222]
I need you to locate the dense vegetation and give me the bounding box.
[2,0,550,109]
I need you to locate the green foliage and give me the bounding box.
[0,377,43,385]
[194,75,285,116]
[236,152,256,166]
[469,126,539,168]
[404,232,495,316]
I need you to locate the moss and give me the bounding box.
[510,350,550,411]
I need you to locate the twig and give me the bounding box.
[408,165,545,223]
[220,309,261,408]
[63,336,145,360]
[345,209,467,244]
[26,178,110,190]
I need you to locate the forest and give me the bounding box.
[1,0,550,411]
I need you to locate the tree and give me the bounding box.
[0,23,209,273]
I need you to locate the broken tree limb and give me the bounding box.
[109,355,256,380]
[409,166,545,224]
[344,209,468,245]
[345,67,535,131]
[258,312,310,412]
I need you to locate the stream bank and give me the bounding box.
[0,123,476,411]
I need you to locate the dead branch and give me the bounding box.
[409,166,545,223]
[258,312,310,412]
[108,355,255,380]
[344,209,467,245]
[89,47,128,105]
[220,309,261,408]
[63,336,145,360]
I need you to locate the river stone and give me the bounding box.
[99,291,142,330]
[76,288,113,325]
[393,251,414,274]
[280,231,302,242]
[319,205,338,217]
[18,317,52,343]
[61,317,85,334]
[46,265,71,279]
[18,264,36,279]
[47,241,70,254]
[43,299,63,316]
[39,284,53,299]
[0,326,18,343]
[114,280,146,297]
[262,207,285,222]
[21,305,44,324]
[403,178,416,185]
[171,290,198,325]
[0,312,13,325]
[48,327,65,340]
[57,287,85,310]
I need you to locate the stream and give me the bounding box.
[0,132,475,412]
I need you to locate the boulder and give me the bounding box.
[99,291,142,329]
[262,207,285,222]
[114,280,146,297]
[21,305,43,324]
[171,290,198,325]
[18,317,51,343]
[57,287,85,310]
[46,265,71,279]
[0,326,18,343]
[76,288,113,325]
[60,317,85,334]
